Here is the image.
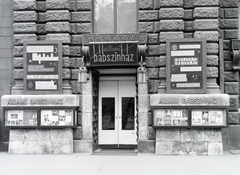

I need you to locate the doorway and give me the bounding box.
[98,76,137,148]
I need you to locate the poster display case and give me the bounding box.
[5,109,38,127]
[191,109,227,128]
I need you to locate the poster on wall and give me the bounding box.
[153,109,189,127]
[166,39,207,94]
[5,110,38,127]
[191,109,227,127]
[40,109,74,127]
[23,41,62,94]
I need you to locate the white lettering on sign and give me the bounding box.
[180,66,202,72]
[27,75,58,79]
[171,74,187,82]
[32,53,58,64]
[35,81,57,90]
[176,83,200,87]
[28,65,54,72]
[171,50,195,56]
[27,46,53,53]
[179,44,201,49]
[93,54,134,62]
[174,57,198,65]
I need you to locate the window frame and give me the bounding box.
[92,0,139,34]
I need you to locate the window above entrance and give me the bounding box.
[94,0,137,34]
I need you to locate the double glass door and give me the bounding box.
[99,76,137,146]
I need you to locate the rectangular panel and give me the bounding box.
[102,98,115,130]
[153,109,189,127]
[191,109,227,127]
[40,109,74,127]
[166,39,206,94]
[23,41,62,94]
[5,109,38,127]
[122,97,134,130]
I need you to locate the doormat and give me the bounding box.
[91,149,138,156]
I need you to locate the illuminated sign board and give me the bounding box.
[88,42,138,67]
[23,41,62,94]
[166,39,207,94]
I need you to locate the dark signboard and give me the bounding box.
[89,42,138,67]
[166,39,206,94]
[23,41,62,94]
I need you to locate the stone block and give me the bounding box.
[181,129,205,142]
[204,129,222,142]
[224,30,238,39]
[207,55,218,66]
[148,79,161,93]
[37,24,46,34]
[13,0,36,10]
[159,56,166,66]
[229,95,238,111]
[72,35,82,45]
[72,12,91,22]
[159,0,183,7]
[62,68,71,79]
[231,40,240,50]
[207,67,218,78]
[156,128,181,142]
[184,32,193,38]
[138,140,155,153]
[76,0,92,11]
[155,141,172,155]
[159,8,184,19]
[159,32,184,42]
[154,22,160,33]
[46,0,70,10]
[46,22,70,33]
[138,94,149,113]
[70,46,82,56]
[13,34,38,46]
[224,82,239,94]
[193,7,219,18]
[159,67,166,78]
[228,112,239,124]
[148,112,153,125]
[172,142,188,155]
[13,46,23,57]
[220,19,238,29]
[160,20,184,30]
[224,71,239,82]
[208,142,223,156]
[76,23,91,34]
[194,0,219,6]
[159,44,166,54]
[223,50,231,61]
[184,21,194,31]
[81,95,92,112]
[138,83,148,94]
[13,11,38,22]
[82,126,92,140]
[224,61,233,71]
[46,34,71,44]
[73,126,82,140]
[139,22,154,33]
[63,57,70,68]
[13,69,23,79]
[39,12,46,22]
[81,80,92,95]
[184,9,193,20]
[70,81,82,94]
[194,19,218,30]
[148,34,159,44]
[63,45,70,56]
[148,127,156,140]
[207,43,218,54]
[74,140,93,153]
[220,0,238,7]
[37,1,46,11]
[148,45,160,56]
[138,123,148,140]
[14,23,37,33]
[147,68,159,78]
[223,40,230,49]
[224,8,239,18]
[13,57,23,68]
[139,10,159,21]
[139,0,153,9]
[194,31,219,42]
[46,10,71,21]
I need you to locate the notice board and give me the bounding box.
[166,39,206,94]
[88,42,138,67]
[23,41,62,94]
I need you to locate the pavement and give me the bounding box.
[0,151,239,175]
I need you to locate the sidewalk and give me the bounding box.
[0,151,239,175]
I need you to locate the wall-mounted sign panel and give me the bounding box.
[23,41,62,94]
[166,39,206,94]
[89,42,138,67]
[5,109,38,127]
[153,109,189,127]
[40,109,75,127]
[191,109,227,127]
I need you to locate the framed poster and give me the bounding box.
[5,109,38,127]
[40,109,76,127]
[191,109,227,127]
[153,108,189,128]
[166,39,207,94]
[23,41,62,94]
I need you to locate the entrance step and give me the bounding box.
[92,149,138,156]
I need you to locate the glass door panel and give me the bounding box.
[102,98,115,130]
[122,97,135,130]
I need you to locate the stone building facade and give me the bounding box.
[0,0,239,155]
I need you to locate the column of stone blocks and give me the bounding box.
[158,0,184,93]
[12,0,38,94]
[193,0,221,94]
[219,0,240,151]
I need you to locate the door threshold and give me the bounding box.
[92,148,138,156]
[99,144,137,149]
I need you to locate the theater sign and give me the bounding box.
[89,42,138,67]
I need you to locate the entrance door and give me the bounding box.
[99,76,137,146]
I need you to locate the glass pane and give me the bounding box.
[94,0,114,33]
[102,98,115,130]
[122,97,135,130]
[117,0,137,33]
